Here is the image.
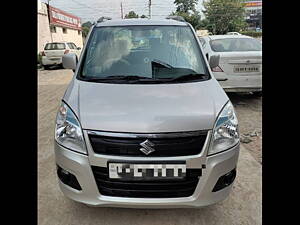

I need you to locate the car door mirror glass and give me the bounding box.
[62,53,77,70]
[209,54,220,70]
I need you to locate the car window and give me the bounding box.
[80,25,208,82]
[72,43,77,49]
[45,43,66,50]
[67,43,74,49]
[210,38,262,52]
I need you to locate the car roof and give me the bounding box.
[207,35,252,40]
[95,18,188,27]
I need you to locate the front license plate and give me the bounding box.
[234,65,260,73]
[108,162,186,180]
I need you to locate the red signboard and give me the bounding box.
[49,6,81,30]
[245,1,262,7]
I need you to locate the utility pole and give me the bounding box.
[47,0,53,42]
[120,2,123,19]
[148,0,152,19]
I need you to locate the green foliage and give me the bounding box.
[171,0,201,29]
[125,11,139,19]
[174,0,198,13]
[82,21,92,38]
[240,31,262,37]
[82,26,90,38]
[202,0,247,34]
[82,21,92,28]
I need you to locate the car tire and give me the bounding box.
[252,91,262,97]
[43,65,50,70]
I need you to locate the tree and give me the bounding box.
[171,0,201,29]
[125,11,139,19]
[82,21,92,38]
[202,0,247,34]
[174,0,197,13]
[82,21,92,28]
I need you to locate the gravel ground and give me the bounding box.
[228,93,262,164]
[38,68,262,225]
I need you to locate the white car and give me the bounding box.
[226,32,241,35]
[198,35,262,95]
[41,42,81,69]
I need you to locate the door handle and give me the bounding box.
[217,78,228,81]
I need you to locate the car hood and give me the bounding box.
[63,78,228,133]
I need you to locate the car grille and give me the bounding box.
[88,131,208,157]
[91,166,202,198]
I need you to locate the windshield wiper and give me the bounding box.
[167,73,209,82]
[81,73,209,84]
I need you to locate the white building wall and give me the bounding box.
[38,0,41,11]
[37,1,83,53]
[51,27,83,48]
[37,2,52,53]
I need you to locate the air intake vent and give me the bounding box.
[92,166,202,198]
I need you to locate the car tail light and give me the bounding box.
[41,51,45,56]
[64,50,69,54]
[212,66,223,72]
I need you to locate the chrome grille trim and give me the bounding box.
[85,130,209,139]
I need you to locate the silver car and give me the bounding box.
[55,18,240,208]
[199,35,262,95]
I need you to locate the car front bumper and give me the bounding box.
[54,131,240,208]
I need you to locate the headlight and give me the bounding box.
[55,102,87,154]
[208,101,239,155]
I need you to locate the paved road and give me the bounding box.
[38,68,262,225]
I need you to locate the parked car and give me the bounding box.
[199,35,262,95]
[226,32,241,35]
[55,18,240,208]
[41,42,81,69]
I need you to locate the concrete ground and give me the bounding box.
[38,68,262,225]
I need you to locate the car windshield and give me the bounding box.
[45,43,66,50]
[210,38,262,52]
[79,25,209,83]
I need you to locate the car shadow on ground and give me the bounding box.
[42,65,64,70]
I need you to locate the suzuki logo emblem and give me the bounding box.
[139,139,155,155]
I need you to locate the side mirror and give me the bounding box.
[77,47,81,50]
[62,53,77,70]
[209,54,220,70]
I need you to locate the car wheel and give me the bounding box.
[43,65,50,70]
[252,91,262,97]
